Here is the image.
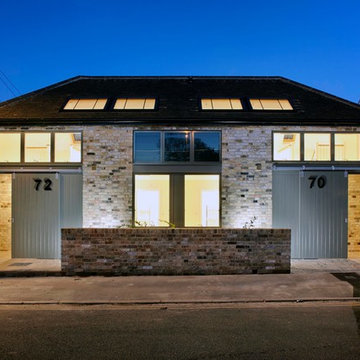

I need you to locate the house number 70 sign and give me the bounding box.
[308,175,326,189]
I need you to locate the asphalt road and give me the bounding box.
[0,304,359,360]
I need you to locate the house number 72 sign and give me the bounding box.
[33,178,53,191]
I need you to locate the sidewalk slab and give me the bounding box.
[0,273,358,304]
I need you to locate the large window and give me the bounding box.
[185,175,220,227]
[25,133,51,162]
[55,133,82,163]
[335,134,360,161]
[304,133,331,161]
[134,131,221,164]
[0,133,21,162]
[164,132,190,161]
[273,133,300,161]
[134,132,161,163]
[134,174,220,227]
[134,175,170,227]
[0,131,82,164]
[273,132,360,162]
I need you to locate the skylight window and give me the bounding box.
[114,98,156,110]
[201,98,242,110]
[250,99,293,110]
[64,99,107,110]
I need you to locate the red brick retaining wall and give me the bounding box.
[61,228,290,275]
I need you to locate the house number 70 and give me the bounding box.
[308,175,326,189]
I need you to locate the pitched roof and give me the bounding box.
[0,76,359,126]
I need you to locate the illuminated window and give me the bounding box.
[63,99,107,110]
[55,133,81,163]
[134,132,161,163]
[201,98,242,110]
[114,98,156,110]
[335,134,360,161]
[194,132,220,161]
[0,133,21,162]
[273,133,300,161]
[185,175,220,227]
[164,132,190,161]
[25,133,51,162]
[250,99,293,110]
[134,175,170,227]
[304,133,331,161]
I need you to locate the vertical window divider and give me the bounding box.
[50,132,55,163]
[190,131,194,162]
[160,132,164,163]
[300,132,304,161]
[20,132,25,163]
[331,133,335,161]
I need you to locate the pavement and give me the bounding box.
[0,261,359,305]
[0,254,360,305]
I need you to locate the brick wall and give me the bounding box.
[61,228,291,275]
[0,174,11,251]
[348,174,360,259]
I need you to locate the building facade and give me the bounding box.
[0,76,359,261]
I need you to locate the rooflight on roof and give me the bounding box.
[250,99,293,110]
[201,98,242,110]
[114,98,156,110]
[63,99,107,110]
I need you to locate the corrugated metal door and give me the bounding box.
[273,170,348,259]
[60,174,83,228]
[12,173,60,259]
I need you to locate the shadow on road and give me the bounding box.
[331,272,360,337]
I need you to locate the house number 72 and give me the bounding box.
[33,178,53,191]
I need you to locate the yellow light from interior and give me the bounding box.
[250,99,293,110]
[63,99,107,110]
[135,175,170,226]
[335,134,360,161]
[273,133,300,161]
[114,98,156,110]
[304,133,331,161]
[0,133,21,162]
[25,133,51,162]
[55,133,81,162]
[185,175,220,227]
[201,98,242,110]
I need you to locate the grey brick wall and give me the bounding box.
[61,228,291,275]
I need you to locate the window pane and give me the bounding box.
[249,99,262,109]
[164,132,190,161]
[74,99,97,109]
[125,99,145,109]
[114,99,126,110]
[185,175,220,227]
[0,133,21,162]
[260,99,282,110]
[211,99,232,109]
[63,99,78,110]
[144,99,156,109]
[304,133,331,161]
[335,134,360,161]
[25,133,51,162]
[55,133,81,162]
[194,132,220,161]
[279,99,293,110]
[135,175,170,227]
[134,132,161,163]
[230,99,243,110]
[93,99,107,110]
[201,99,212,109]
[273,133,300,161]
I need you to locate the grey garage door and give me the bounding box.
[273,170,348,259]
[12,173,82,259]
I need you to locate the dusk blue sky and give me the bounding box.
[0,0,359,103]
